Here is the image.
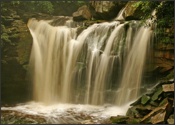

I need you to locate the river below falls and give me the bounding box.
[1,101,132,124]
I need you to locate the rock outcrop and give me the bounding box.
[89,1,127,20]
[1,8,33,104]
[110,79,174,124]
[123,1,142,20]
[73,5,92,21]
[154,43,174,74]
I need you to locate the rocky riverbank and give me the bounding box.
[110,79,174,124]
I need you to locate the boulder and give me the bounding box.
[111,80,174,124]
[73,5,91,21]
[89,1,127,20]
[123,1,142,20]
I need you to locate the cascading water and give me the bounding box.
[116,26,153,105]
[28,17,153,106]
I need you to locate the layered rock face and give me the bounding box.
[73,5,92,21]
[89,1,127,20]
[154,43,174,75]
[1,8,33,104]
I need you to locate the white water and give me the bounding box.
[115,7,126,20]
[1,102,131,124]
[116,27,153,105]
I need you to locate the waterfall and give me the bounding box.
[115,7,126,21]
[28,17,153,105]
[116,26,153,105]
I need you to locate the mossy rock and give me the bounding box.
[127,118,141,124]
[141,95,150,105]
[151,87,163,101]
[126,107,141,118]
[110,115,129,123]
[1,33,12,44]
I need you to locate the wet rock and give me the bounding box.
[151,87,163,101]
[167,114,174,124]
[127,118,141,124]
[162,83,174,92]
[141,95,150,105]
[111,80,174,124]
[149,100,159,106]
[151,111,166,124]
[126,107,141,118]
[81,119,93,124]
[141,103,166,123]
[1,110,46,124]
[130,97,141,106]
[110,115,129,123]
[73,5,92,21]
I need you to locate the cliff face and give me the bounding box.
[1,7,33,104]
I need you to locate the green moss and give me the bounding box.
[17,33,32,65]
[1,33,11,43]
[110,116,129,123]
[9,33,19,39]
[163,70,174,80]
[151,87,163,101]
[141,95,150,105]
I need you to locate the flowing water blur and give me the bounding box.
[27,19,153,105]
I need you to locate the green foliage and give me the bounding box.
[34,1,54,14]
[1,33,11,43]
[1,1,87,15]
[132,1,174,44]
[132,1,159,19]
[1,24,6,33]
[18,1,54,14]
